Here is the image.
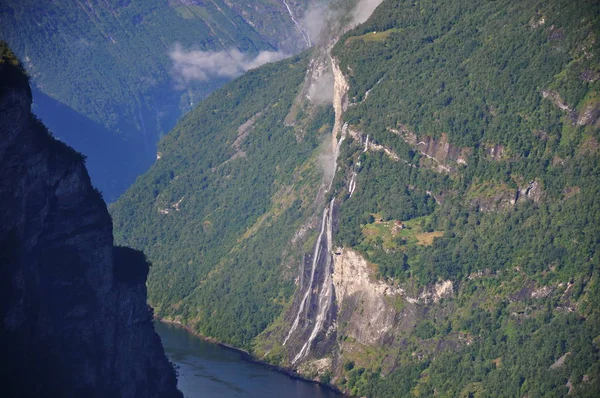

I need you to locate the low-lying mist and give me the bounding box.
[301,0,385,44]
[169,44,289,87]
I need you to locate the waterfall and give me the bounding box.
[364,134,369,152]
[348,172,357,197]
[283,44,351,365]
[282,0,311,47]
[282,206,329,346]
[284,124,347,361]
[292,199,335,364]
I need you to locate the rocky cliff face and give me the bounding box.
[0,46,181,398]
[333,248,399,346]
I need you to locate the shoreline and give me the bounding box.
[156,318,348,397]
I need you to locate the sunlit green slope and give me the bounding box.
[111,52,335,346]
[112,0,600,396]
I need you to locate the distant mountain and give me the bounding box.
[0,0,318,201]
[0,42,181,397]
[111,0,600,396]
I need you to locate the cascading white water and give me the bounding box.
[292,199,335,364]
[335,123,348,161]
[283,206,329,346]
[282,0,311,47]
[348,172,357,197]
[346,132,365,198]
[284,120,347,362]
[281,0,386,367]
[282,21,354,362]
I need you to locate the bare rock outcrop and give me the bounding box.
[332,57,350,145]
[333,248,399,345]
[391,128,471,173]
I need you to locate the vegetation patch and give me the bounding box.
[361,215,443,252]
[414,231,444,246]
[345,28,400,45]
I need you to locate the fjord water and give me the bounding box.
[155,322,343,398]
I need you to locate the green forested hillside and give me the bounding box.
[111,52,336,346]
[111,0,600,396]
[333,0,600,284]
[328,0,600,395]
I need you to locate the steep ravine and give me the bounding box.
[273,2,390,378]
[279,58,348,372]
[0,46,181,397]
[273,0,352,368]
[276,42,403,382]
[238,0,383,381]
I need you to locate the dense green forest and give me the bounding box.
[327,0,600,395]
[333,0,599,299]
[111,0,600,396]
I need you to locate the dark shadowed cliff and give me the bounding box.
[0,43,182,397]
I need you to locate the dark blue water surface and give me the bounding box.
[155,322,343,398]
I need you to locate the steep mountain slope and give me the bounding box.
[111,50,334,346]
[0,0,317,200]
[307,1,600,396]
[0,43,181,397]
[112,0,600,396]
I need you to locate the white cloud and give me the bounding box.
[308,71,335,104]
[352,0,385,26]
[300,3,331,44]
[169,44,289,85]
[300,0,385,44]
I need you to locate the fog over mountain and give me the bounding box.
[169,45,289,85]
